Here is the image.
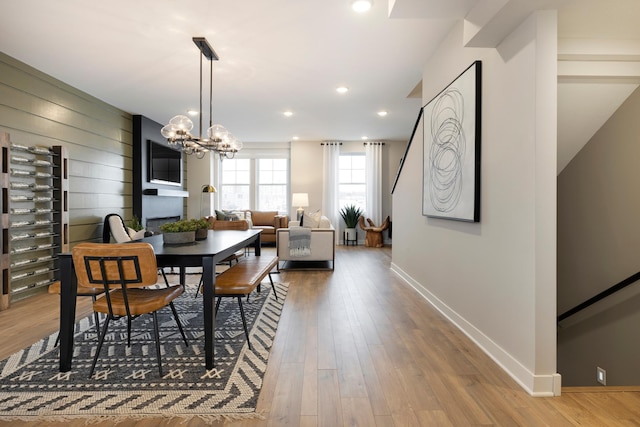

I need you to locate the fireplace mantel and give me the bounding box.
[143,188,189,197]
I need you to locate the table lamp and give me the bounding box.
[291,193,309,221]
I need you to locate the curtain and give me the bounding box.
[322,142,340,244]
[365,142,383,224]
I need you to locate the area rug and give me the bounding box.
[0,273,288,423]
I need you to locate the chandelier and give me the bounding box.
[161,37,242,159]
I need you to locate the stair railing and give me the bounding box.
[557,271,640,322]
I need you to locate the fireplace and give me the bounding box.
[146,216,180,235]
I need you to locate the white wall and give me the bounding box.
[186,151,214,219]
[391,11,559,396]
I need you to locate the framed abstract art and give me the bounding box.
[423,60,481,222]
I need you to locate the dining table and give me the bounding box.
[58,228,262,372]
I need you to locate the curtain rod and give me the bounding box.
[363,142,385,145]
[320,142,342,146]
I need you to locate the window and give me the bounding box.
[257,159,288,212]
[220,159,250,210]
[219,157,289,213]
[338,154,366,211]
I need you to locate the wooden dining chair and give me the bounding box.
[72,242,188,377]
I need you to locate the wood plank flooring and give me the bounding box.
[1,245,639,426]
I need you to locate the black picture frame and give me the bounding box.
[422,60,481,222]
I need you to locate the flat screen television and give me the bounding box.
[148,140,182,186]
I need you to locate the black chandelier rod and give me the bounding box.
[192,37,219,141]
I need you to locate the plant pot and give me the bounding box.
[195,228,208,240]
[163,231,196,245]
[345,227,357,241]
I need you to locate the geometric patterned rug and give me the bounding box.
[0,272,288,423]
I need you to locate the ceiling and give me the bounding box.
[557,0,640,171]
[0,0,462,143]
[0,0,639,165]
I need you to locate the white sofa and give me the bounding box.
[276,215,335,270]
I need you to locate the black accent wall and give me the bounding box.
[133,115,186,228]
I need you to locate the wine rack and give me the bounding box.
[1,132,69,310]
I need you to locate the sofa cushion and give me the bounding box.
[206,216,250,231]
[251,210,278,227]
[318,216,332,228]
[253,225,276,235]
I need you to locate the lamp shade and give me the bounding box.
[292,193,309,208]
[202,184,217,193]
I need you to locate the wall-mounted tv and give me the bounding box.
[148,140,183,186]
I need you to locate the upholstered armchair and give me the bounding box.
[276,213,335,270]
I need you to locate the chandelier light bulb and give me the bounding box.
[207,124,228,141]
[161,124,177,139]
[169,115,194,132]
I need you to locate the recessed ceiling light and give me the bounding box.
[283,111,293,117]
[187,109,199,116]
[352,0,372,13]
[292,136,299,140]
[336,86,349,94]
[361,136,369,140]
[377,110,388,117]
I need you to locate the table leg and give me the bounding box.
[59,254,77,372]
[180,266,186,287]
[202,256,215,369]
[254,233,261,256]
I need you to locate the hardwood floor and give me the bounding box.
[1,245,639,426]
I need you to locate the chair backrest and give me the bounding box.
[103,213,131,243]
[72,242,158,291]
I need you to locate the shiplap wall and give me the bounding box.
[0,52,133,245]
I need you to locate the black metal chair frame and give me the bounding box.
[83,254,188,377]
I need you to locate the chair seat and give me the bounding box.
[93,285,184,316]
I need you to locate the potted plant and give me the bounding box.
[192,218,210,240]
[159,218,202,244]
[128,215,144,232]
[339,204,363,242]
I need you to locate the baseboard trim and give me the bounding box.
[390,262,561,397]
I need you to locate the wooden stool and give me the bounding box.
[358,216,390,248]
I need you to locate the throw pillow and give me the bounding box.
[302,211,322,228]
[215,210,226,220]
[221,209,239,221]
